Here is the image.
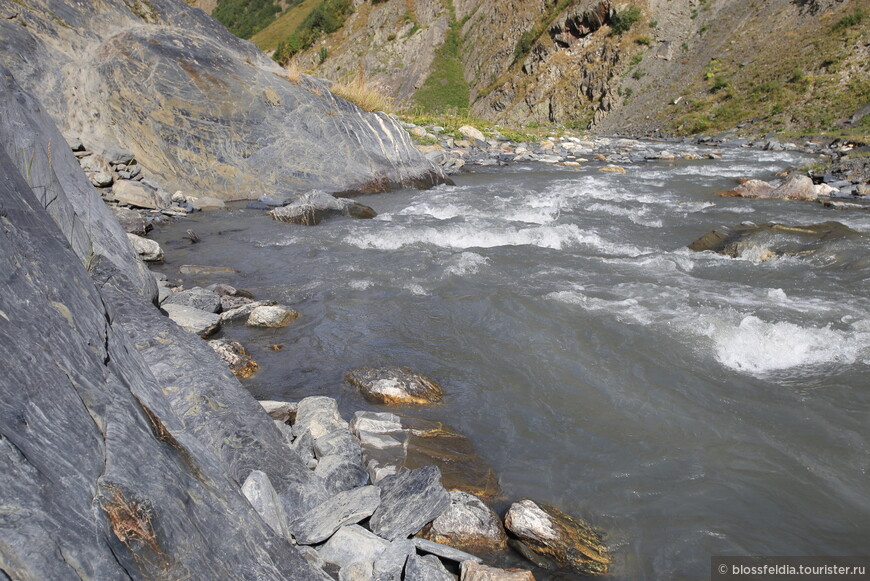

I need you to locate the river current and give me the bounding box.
[152,144,870,580]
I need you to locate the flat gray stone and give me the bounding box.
[161,303,221,338]
[186,195,226,210]
[404,554,454,581]
[460,562,536,581]
[370,466,450,541]
[113,179,169,209]
[260,400,298,423]
[294,396,349,439]
[241,470,291,540]
[412,538,482,564]
[164,286,222,313]
[421,490,507,552]
[318,525,390,570]
[372,540,415,581]
[220,300,276,322]
[126,233,163,262]
[314,454,371,495]
[246,304,299,327]
[290,485,381,545]
[314,428,362,462]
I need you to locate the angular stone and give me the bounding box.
[318,525,390,570]
[274,420,295,447]
[504,499,611,576]
[373,540,415,581]
[260,400,298,424]
[420,491,507,553]
[111,206,148,236]
[718,179,776,198]
[768,174,818,201]
[460,562,536,581]
[160,303,221,338]
[113,180,169,209]
[370,466,451,541]
[290,485,381,545]
[90,171,113,187]
[345,366,444,405]
[404,554,454,581]
[314,455,371,495]
[208,338,259,378]
[186,195,226,210]
[246,304,299,327]
[126,233,163,262]
[294,396,349,439]
[340,561,374,581]
[241,470,291,540]
[220,295,254,312]
[314,429,362,462]
[164,286,222,313]
[269,190,377,225]
[458,125,486,143]
[220,300,276,323]
[413,537,482,564]
[291,430,317,466]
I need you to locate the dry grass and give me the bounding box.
[283,59,302,84]
[330,64,394,113]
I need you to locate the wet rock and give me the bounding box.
[112,180,169,209]
[290,485,381,545]
[420,491,507,552]
[405,554,454,581]
[160,303,221,338]
[178,264,240,276]
[220,300,276,323]
[504,499,610,576]
[246,304,299,327]
[260,400,298,424]
[294,396,349,439]
[209,338,259,378]
[269,191,377,225]
[241,470,292,540]
[209,283,254,298]
[164,286,222,313]
[350,411,409,483]
[186,195,226,211]
[318,525,390,570]
[345,366,444,405]
[718,179,776,198]
[413,537,482,564]
[460,562,536,580]
[373,540,416,581]
[370,465,451,541]
[599,165,627,173]
[315,455,372,495]
[126,233,164,262]
[768,174,818,201]
[220,294,254,311]
[111,206,148,236]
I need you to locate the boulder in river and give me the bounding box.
[126,233,164,262]
[269,191,377,225]
[768,174,818,201]
[161,303,221,338]
[718,179,776,198]
[113,180,170,209]
[460,562,536,580]
[179,264,240,276]
[504,499,611,576]
[164,286,222,313]
[345,366,444,405]
[246,305,299,327]
[209,338,259,378]
[419,490,508,553]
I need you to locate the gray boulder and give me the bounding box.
[420,491,507,553]
[209,338,259,378]
[318,525,390,570]
[269,190,377,225]
[460,562,536,581]
[294,397,349,439]
[314,429,363,462]
[164,286,222,313]
[260,400,298,424]
[345,367,444,405]
[242,470,292,540]
[290,485,381,545]
[413,538,483,564]
[768,174,818,201]
[111,206,149,236]
[373,540,416,581]
[113,180,171,209]
[246,305,299,327]
[404,554,455,581]
[127,233,165,262]
[370,466,451,541]
[221,300,277,323]
[314,455,372,495]
[161,303,222,338]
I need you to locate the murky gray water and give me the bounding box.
[152,145,870,580]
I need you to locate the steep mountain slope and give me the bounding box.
[273,0,869,137]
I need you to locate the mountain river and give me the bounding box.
[151,143,870,579]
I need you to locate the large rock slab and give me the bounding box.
[420,491,507,553]
[270,190,377,225]
[294,397,350,440]
[460,562,536,581]
[370,466,451,541]
[113,180,170,209]
[290,486,381,545]
[504,499,611,576]
[161,303,221,338]
[413,537,483,564]
[314,455,372,495]
[346,367,444,405]
[0,1,448,201]
[242,470,292,540]
[164,286,222,313]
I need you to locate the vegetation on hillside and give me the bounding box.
[411,2,470,114]
[273,0,354,65]
[213,0,289,38]
[252,0,322,51]
[513,0,579,63]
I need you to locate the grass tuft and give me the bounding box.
[331,64,394,112]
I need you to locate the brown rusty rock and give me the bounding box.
[461,562,536,580]
[209,339,259,378]
[717,179,775,198]
[345,366,444,405]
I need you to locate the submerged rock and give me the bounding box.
[179,264,240,276]
[209,339,259,378]
[269,191,377,225]
[718,179,776,198]
[420,491,507,553]
[504,499,611,576]
[345,367,444,405]
[369,466,451,541]
[246,305,299,327]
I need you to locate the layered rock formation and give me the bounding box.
[0,0,446,200]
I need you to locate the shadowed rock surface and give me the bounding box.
[370,466,451,541]
[0,0,447,201]
[419,491,508,553]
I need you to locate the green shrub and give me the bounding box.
[710,75,730,93]
[832,9,866,32]
[272,0,353,64]
[610,5,642,35]
[636,36,652,46]
[214,0,283,39]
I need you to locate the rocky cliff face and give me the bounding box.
[0,0,445,200]
[287,0,869,136]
